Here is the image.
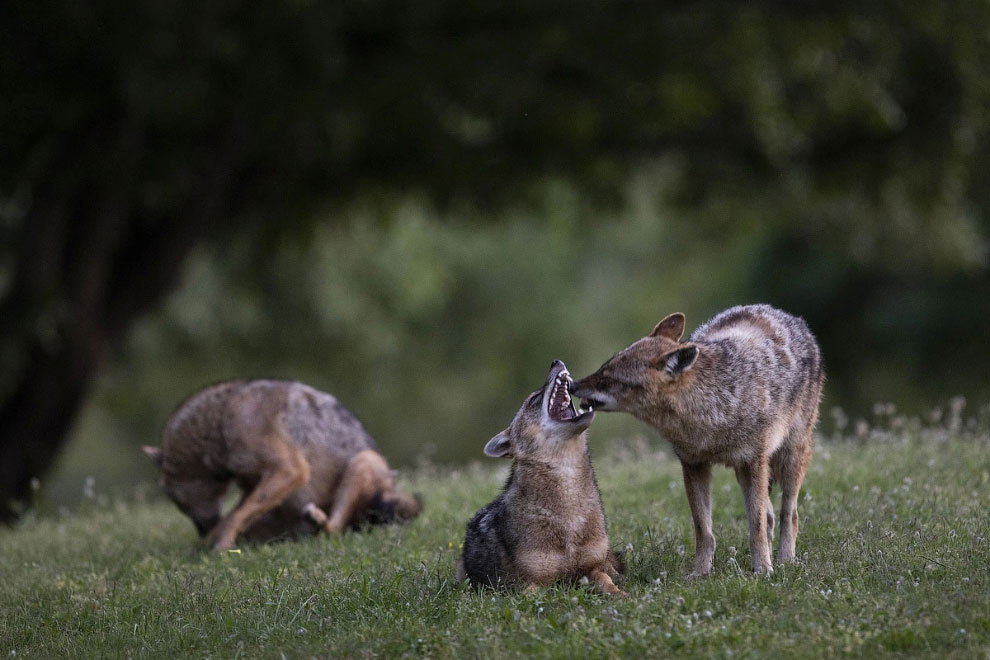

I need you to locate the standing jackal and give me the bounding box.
[143,379,420,550]
[457,360,624,595]
[571,304,823,576]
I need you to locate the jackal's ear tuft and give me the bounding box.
[659,344,699,375]
[651,312,686,341]
[142,445,164,467]
[483,431,513,458]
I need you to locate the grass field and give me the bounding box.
[2,412,989,659]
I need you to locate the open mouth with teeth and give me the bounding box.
[547,365,594,424]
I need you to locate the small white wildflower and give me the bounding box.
[728,546,737,558]
[704,609,713,618]
[852,485,859,493]
[676,544,685,557]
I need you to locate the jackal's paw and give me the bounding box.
[207,527,237,551]
[302,502,328,526]
[210,538,237,552]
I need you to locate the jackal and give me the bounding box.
[571,304,823,576]
[456,360,624,595]
[143,379,420,550]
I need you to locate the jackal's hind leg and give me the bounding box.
[322,450,392,533]
[774,428,814,563]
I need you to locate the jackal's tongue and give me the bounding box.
[548,369,577,421]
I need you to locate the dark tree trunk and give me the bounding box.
[0,122,240,522]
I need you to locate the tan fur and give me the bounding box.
[573,305,823,575]
[144,379,420,550]
[459,361,624,595]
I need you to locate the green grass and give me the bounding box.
[2,420,989,659]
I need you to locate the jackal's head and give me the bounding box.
[483,359,595,459]
[570,312,699,415]
[142,445,228,537]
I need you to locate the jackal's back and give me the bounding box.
[161,379,376,475]
[691,304,823,412]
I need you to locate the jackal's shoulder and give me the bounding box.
[692,304,810,341]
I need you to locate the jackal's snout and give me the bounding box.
[569,371,613,413]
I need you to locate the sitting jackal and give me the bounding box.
[143,379,420,550]
[457,360,624,595]
[572,304,823,576]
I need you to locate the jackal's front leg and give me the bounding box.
[303,502,329,527]
[207,440,311,550]
[588,567,626,596]
[735,457,773,574]
[682,461,716,577]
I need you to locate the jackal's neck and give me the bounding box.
[509,437,595,495]
[643,340,733,434]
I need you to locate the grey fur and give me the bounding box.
[572,304,824,575]
[458,361,624,595]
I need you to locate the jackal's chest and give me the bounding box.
[512,504,610,579]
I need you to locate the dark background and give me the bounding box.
[2,2,988,513]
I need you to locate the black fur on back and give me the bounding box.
[460,493,515,590]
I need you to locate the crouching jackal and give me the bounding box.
[143,379,420,550]
[571,304,823,576]
[457,360,624,595]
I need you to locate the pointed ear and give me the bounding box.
[483,431,513,458]
[142,445,164,467]
[658,344,699,375]
[650,312,686,341]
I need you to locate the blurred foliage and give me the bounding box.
[51,169,990,504]
[3,2,989,504]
